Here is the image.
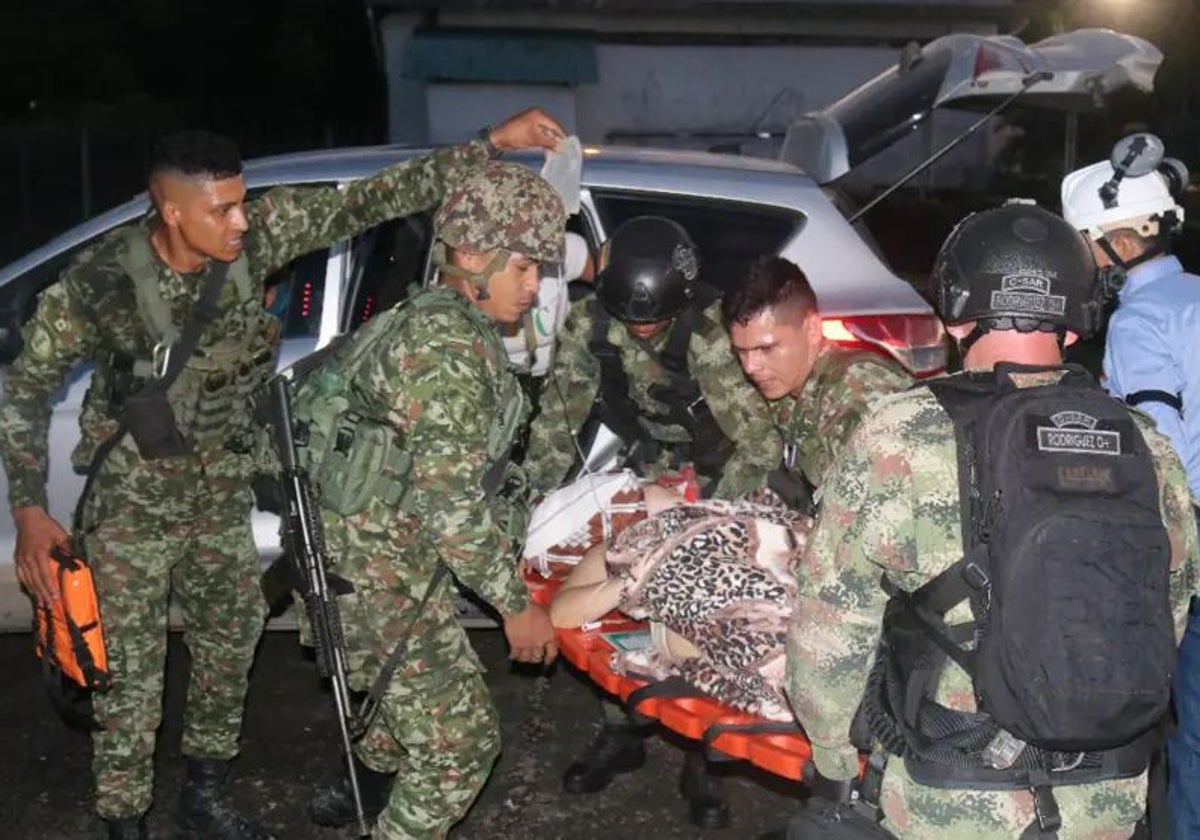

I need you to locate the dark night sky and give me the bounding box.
[0,0,387,153]
[0,0,1196,264]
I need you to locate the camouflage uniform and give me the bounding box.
[0,141,491,820]
[321,163,564,839]
[767,344,911,489]
[786,371,1200,839]
[525,298,778,499]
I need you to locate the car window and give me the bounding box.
[345,213,434,330]
[589,191,803,294]
[1,236,333,368]
[264,248,331,339]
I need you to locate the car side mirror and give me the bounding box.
[0,306,24,364]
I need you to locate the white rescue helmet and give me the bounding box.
[1061,133,1186,241]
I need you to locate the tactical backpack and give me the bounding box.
[866,365,1175,834]
[288,288,526,519]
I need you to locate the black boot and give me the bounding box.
[309,753,396,828]
[562,722,647,794]
[104,816,147,840]
[178,757,272,840]
[679,749,731,829]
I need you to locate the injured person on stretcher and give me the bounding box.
[545,478,811,722]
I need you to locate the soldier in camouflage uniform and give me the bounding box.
[0,108,564,839]
[524,216,779,501]
[785,204,1200,839]
[306,161,564,840]
[721,256,911,504]
[530,218,777,827]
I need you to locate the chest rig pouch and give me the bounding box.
[864,365,1173,837]
[289,289,525,519]
[579,290,733,493]
[111,227,271,458]
[485,370,530,544]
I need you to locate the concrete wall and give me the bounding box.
[575,43,896,141]
[426,85,579,145]
[382,31,994,187]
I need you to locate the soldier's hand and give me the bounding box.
[502,602,559,665]
[13,506,70,606]
[489,108,567,153]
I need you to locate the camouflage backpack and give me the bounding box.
[288,286,527,519]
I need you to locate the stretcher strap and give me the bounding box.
[701,720,803,763]
[624,675,706,726]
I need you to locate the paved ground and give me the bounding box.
[0,630,804,839]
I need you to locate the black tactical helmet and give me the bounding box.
[934,202,1103,339]
[595,216,700,323]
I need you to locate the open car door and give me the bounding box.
[782,28,1163,185]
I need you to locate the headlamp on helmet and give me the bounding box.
[1062,133,1186,246]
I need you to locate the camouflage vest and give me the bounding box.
[290,287,527,519]
[112,227,277,449]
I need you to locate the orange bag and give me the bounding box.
[35,546,110,692]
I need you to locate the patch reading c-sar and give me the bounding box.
[990,271,1066,316]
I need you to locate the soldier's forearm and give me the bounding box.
[438,530,529,616]
[251,142,490,274]
[0,405,54,510]
[3,465,48,510]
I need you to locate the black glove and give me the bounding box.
[766,467,816,514]
[646,380,699,428]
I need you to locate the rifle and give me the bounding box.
[260,374,368,837]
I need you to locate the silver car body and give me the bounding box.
[0,144,933,630]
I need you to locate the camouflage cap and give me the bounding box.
[434,161,566,264]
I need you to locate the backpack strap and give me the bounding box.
[584,299,650,451]
[115,228,182,355]
[880,376,998,679]
[227,253,254,305]
[73,260,231,534]
[635,297,735,487]
[882,564,981,676]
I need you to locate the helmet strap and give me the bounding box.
[1095,233,1166,272]
[523,310,538,369]
[957,321,991,358]
[957,319,1066,358]
[433,241,511,302]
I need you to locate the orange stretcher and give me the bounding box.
[526,574,814,781]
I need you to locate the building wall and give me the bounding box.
[383,27,994,188]
[575,43,896,142]
[426,85,579,145]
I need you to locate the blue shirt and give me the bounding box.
[1104,255,1200,500]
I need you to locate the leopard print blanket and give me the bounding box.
[604,499,812,721]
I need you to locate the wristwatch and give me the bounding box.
[477,126,500,159]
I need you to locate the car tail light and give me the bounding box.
[299,279,315,318]
[822,314,947,378]
[972,42,1026,82]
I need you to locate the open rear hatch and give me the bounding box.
[782,28,1163,185]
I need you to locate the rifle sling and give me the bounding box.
[355,561,451,735]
